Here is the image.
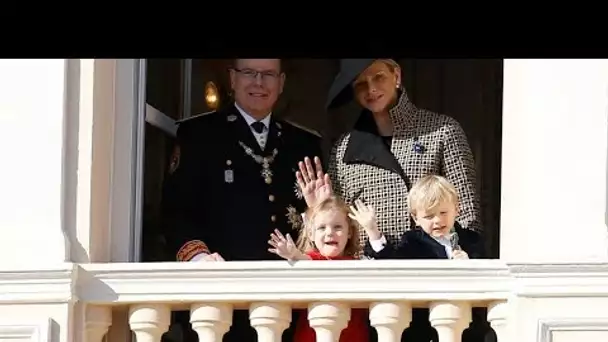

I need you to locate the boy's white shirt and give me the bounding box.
[368,235,387,252]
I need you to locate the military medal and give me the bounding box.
[286,205,303,231]
[261,162,273,184]
[224,169,234,183]
[224,160,234,183]
[294,180,303,199]
[238,141,278,184]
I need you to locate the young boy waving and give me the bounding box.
[355,175,485,260]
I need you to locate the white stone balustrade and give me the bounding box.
[78,259,513,341]
[2,254,608,342]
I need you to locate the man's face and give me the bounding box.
[229,59,285,119]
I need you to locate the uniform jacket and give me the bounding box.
[363,222,485,260]
[328,89,481,249]
[161,103,323,262]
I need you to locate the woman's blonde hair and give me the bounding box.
[378,58,401,73]
[408,175,459,216]
[296,196,361,257]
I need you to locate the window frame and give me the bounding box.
[109,59,193,262]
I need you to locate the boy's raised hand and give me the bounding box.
[348,199,381,240]
[268,229,300,260]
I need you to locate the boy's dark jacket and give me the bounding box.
[363,222,486,259]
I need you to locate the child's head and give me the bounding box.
[297,196,360,258]
[408,175,459,238]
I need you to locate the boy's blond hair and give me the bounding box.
[297,196,361,257]
[408,175,459,216]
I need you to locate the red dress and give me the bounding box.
[292,251,369,342]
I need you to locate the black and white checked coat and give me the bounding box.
[328,90,481,248]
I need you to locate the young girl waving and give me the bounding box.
[268,196,374,342]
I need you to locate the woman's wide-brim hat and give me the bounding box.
[325,59,376,110]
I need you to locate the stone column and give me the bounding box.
[190,303,233,341]
[249,302,292,342]
[129,304,171,342]
[307,301,350,342]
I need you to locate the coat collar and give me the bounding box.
[224,103,282,155]
[234,101,272,129]
[410,228,449,259]
[343,89,417,185]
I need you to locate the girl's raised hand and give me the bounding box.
[268,229,300,260]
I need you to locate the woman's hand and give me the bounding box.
[296,156,333,208]
[348,199,381,240]
[268,229,305,261]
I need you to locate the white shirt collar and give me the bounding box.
[434,235,453,259]
[234,102,271,129]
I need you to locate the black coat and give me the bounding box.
[364,222,486,259]
[161,103,323,262]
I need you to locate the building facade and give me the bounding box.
[0,59,607,341]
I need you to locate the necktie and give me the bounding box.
[251,121,266,134]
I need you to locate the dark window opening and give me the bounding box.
[140,58,503,261]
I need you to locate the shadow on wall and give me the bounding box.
[63,59,98,264]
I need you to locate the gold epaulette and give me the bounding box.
[176,110,216,125]
[283,119,322,138]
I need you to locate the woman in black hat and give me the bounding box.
[299,58,482,251]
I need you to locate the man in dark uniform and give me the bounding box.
[161,59,323,342]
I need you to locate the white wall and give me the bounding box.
[500,59,608,262]
[0,59,70,265]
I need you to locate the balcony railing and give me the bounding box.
[5,259,608,341]
[78,259,512,342]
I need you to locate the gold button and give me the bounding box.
[269,195,275,202]
[271,215,276,222]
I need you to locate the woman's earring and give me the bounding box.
[396,83,401,89]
